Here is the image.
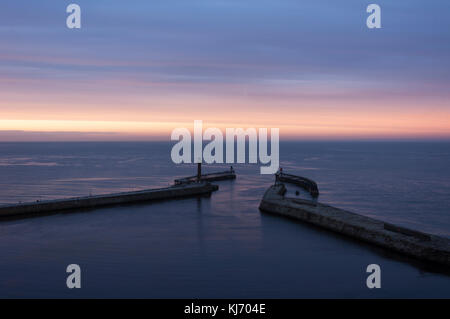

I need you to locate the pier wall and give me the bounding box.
[0,183,218,219]
[259,184,450,266]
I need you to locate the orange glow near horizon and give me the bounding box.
[2,73,450,141]
[1,108,450,141]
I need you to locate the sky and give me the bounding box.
[1,0,449,141]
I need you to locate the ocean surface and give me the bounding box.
[0,141,449,298]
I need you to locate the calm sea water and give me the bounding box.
[0,141,449,298]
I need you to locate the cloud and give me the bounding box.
[0,0,449,139]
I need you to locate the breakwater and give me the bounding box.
[0,182,218,219]
[259,183,450,266]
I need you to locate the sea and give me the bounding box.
[0,141,449,298]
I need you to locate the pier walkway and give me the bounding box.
[259,183,450,266]
[0,182,218,220]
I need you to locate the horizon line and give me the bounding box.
[1,138,450,143]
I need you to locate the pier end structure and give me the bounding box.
[275,171,319,197]
[0,182,219,219]
[259,184,450,266]
[174,167,236,185]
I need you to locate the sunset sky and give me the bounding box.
[1,0,449,141]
